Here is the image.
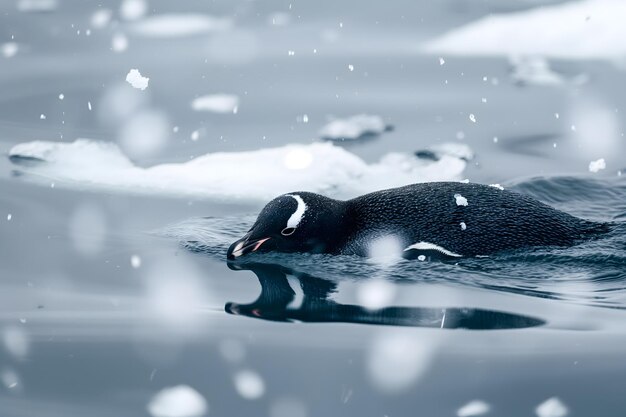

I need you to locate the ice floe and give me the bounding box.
[8,139,468,200]
[191,94,239,114]
[147,385,208,417]
[130,14,232,38]
[126,69,149,90]
[423,0,626,61]
[319,114,389,141]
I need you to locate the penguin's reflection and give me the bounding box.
[225,262,545,329]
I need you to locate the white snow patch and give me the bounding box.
[536,397,568,417]
[8,139,467,200]
[588,158,606,173]
[126,69,149,90]
[319,114,388,140]
[17,0,57,12]
[489,183,504,190]
[131,14,232,38]
[120,0,147,21]
[234,370,265,400]
[1,42,18,58]
[191,94,239,114]
[147,385,208,417]
[423,0,626,60]
[454,193,468,206]
[457,400,490,417]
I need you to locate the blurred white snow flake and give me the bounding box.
[588,158,606,173]
[191,94,239,114]
[319,114,387,140]
[147,385,208,417]
[457,400,490,417]
[120,0,147,21]
[126,69,149,90]
[1,42,19,58]
[535,397,568,417]
[234,370,265,400]
[356,279,396,310]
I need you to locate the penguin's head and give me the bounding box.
[227,192,342,260]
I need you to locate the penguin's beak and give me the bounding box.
[227,234,271,260]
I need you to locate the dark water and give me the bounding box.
[2,1,626,417]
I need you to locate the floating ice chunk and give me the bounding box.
[423,0,626,60]
[91,9,113,29]
[536,397,568,417]
[118,110,169,159]
[319,114,388,140]
[268,12,291,26]
[489,183,504,190]
[112,33,129,52]
[1,42,18,58]
[147,385,208,417]
[234,370,265,400]
[120,0,147,21]
[126,69,149,90]
[457,400,490,417]
[191,94,239,114]
[367,332,435,393]
[357,279,396,310]
[8,139,467,200]
[510,56,564,86]
[588,158,606,173]
[17,0,57,12]
[131,14,232,38]
[454,194,468,206]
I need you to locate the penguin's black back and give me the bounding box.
[340,182,609,257]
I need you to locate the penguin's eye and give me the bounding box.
[281,227,296,236]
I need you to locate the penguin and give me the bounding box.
[226,182,610,260]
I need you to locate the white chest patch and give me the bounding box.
[285,194,307,228]
[403,241,462,258]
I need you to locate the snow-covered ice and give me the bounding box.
[8,139,468,200]
[147,385,208,417]
[588,158,606,173]
[191,94,239,113]
[423,0,626,60]
[126,69,149,90]
[489,183,504,190]
[130,14,232,38]
[319,114,389,140]
[535,397,568,417]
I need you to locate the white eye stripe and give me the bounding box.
[284,194,307,228]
